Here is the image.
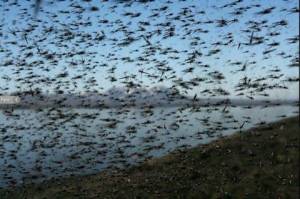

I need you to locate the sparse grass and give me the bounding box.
[0,116,299,199]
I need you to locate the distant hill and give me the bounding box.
[0,86,298,108]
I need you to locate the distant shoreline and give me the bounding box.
[0,98,298,109]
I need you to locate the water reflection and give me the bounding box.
[0,104,298,187]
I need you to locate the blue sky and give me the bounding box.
[0,0,299,99]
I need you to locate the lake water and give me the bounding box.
[0,104,298,188]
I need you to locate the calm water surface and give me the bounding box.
[0,104,298,187]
